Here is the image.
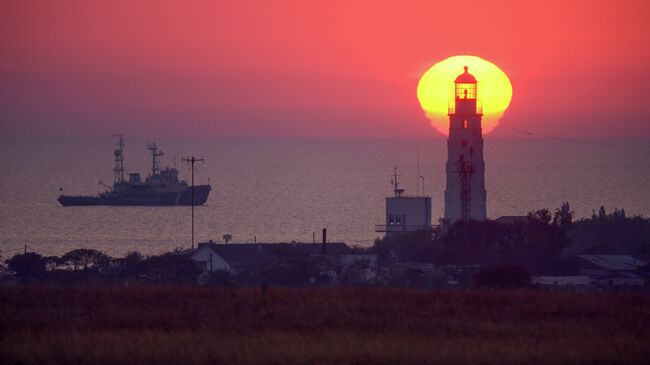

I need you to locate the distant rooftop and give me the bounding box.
[196,241,352,263]
[494,216,527,224]
[578,255,647,271]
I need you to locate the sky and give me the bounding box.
[1,0,649,138]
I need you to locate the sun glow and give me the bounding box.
[417,55,512,135]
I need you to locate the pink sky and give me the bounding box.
[1,0,649,138]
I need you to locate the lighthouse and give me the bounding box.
[444,66,487,223]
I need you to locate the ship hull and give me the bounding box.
[58,185,211,206]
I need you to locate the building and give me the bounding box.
[376,168,432,236]
[312,253,379,284]
[191,240,352,274]
[192,241,276,273]
[573,255,647,288]
[444,66,487,223]
[530,255,648,290]
[191,239,381,286]
[531,275,591,288]
[494,216,527,225]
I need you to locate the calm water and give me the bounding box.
[1,138,649,257]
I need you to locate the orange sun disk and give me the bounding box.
[417,55,513,135]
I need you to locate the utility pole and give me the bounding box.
[182,156,204,250]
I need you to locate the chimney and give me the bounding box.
[322,228,327,254]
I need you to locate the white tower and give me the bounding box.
[444,66,487,223]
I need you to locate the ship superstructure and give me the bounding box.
[58,135,211,206]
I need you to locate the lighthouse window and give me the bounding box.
[455,83,476,99]
[463,120,468,129]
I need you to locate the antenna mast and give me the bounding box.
[148,143,164,175]
[416,138,420,196]
[112,134,125,185]
[391,166,404,197]
[182,156,205,250]
[419,175,425,196]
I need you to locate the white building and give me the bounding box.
[444,66,487,223]
[376,169,432,236]
[531,276,591,287]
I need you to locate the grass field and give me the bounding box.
[1,287,649,364]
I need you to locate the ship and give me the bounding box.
[58,134,211,206]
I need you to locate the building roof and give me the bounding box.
[386,196,432,200]
[195,242,276,267]
[264,242,351,256]
[431,250,563,275]
[578,255,647,271]
[494,216,527,224]
[195,241,351,266]
[455,66,477,83]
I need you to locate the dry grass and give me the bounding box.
[1,287,649,364]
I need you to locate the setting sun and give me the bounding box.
[417,55,513,135]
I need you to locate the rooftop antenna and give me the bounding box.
[419,175,425,196]
[111,133,125,185]
[391,166,404,197]
[182,155,205,250]
[147,143,164,176]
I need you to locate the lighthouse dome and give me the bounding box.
[455,66,477,83]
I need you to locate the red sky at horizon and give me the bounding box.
[1,0,649,139]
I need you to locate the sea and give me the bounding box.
[1,138,649,257]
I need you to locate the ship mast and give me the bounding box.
[147,143,164,176]
[112,134,125,185]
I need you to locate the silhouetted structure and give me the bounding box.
[376,167,432,236]
[444,66,487,223]
[57,135,210,206]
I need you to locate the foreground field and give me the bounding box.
[0,287,649,364]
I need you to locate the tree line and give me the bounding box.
[372,203,650,263]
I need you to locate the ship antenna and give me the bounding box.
[111,133,125,185]
[148,142,164,176]
[182,155,205,250]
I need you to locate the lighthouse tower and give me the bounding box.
[444,66,487,223]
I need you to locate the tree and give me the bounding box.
[261,257,331,287]
[339,259,371,286]
[0,255,11,278]
[553,202,574,231]
[205,269,235,287]
[528,209,552,226]
[373,228,436,263]
[59,249,109,271]
[138,250,201,283]
[567,208,650,255]
[6,253,46,280]
[524,207,571,253]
